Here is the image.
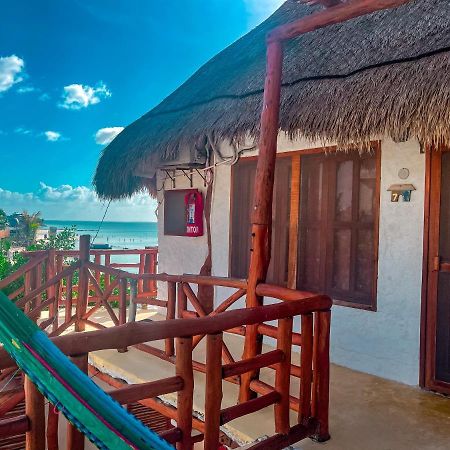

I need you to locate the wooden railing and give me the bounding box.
[0,235,331,449]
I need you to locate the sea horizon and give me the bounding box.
[41,219,158,250]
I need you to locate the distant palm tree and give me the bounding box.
[20,211,42,246]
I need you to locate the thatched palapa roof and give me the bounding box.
[94,0,450,199]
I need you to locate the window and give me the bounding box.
[164,189,200,236]
[297,151,379,309]
[230,147,380,310]
[230,157,291,285]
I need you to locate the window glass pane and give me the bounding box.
[359,157,376,223]
[304,159,324,222]
[356,229,374,297]
[332,229,352,291]
[230,157,291,285]
[302,227,322,289]
[335,160,353,222]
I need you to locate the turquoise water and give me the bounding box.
[42,220,158,250]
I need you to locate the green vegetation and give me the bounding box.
[0,226,77,297]
[29,226,77,252]
[0,209,7,230]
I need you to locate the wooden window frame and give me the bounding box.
[229,143,381,311]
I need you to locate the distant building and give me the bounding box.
[0,229,9,240]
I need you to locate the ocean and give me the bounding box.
[42,220,158,250]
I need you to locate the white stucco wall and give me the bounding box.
[156,137,425,386]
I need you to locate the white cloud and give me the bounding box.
[17,85,35,94]
[14,127,32,136]
[243,0,285,25]
[0,183,156,221]
[44,131,62,142]
[60,82,111,110]
[39,93,50,101]
[95,127,124,145]
[0,55,24,93]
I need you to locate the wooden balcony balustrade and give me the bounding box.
[0,236,331,449]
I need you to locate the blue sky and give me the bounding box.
[0,0,283,221]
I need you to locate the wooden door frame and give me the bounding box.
[420,146,450,393]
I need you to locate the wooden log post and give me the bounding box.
[25,376,45,450]
[128,279,138,323]
[274,317,293,434]
[299,313,313,424]
[46,249,56,324]
[165,281,176,357]
[65,275,73,324]
[35,262,43,310]
[75,235,90,332]
[204,333,223,450]
[175,337,194,450]
[149,251,157,294]
[30,265,38,312]
[55,255,63,304]
[240,39,284,403]
[24,270,32,315]
[177,282,187,320]
[143,249,151,293]
[138,254,145,298]
[104,254,111,290]
[94,254,101,286]
[47,404,59,450]
[118,278,128,353]
[118,278,127,326]
[312,310,331,442]
[67,354,88,449]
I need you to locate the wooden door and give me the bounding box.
[425,148,450,393]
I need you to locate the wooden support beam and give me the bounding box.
[312,310,331,441]
[65,275,73,324]
[165,281,176,356]
[250,379,300,413]
[76,235,90,332]
[159,427,183,445]
[299,314,313,424]
[268,0,411,42]
[118,278,128,353]
[192,289,246,349]
[288,155,301,289]
[175,337,194,450]
[247,419,317,450]
[300,0,342,7]
[222,350,284,379]
[47,405,59,450]
[221,391,280,425]
[128,278,138,323]
[67,354,88,450]
[274,317,293,434]
[25,376,45,450]
[0,415,29,439]
[241,38,284,404]
[204,333,223,450]
[108,376,184,404]
[104,254,111,290]
[258,323,302,346]
[90,368,206,434]
[46,249,56,329]
[177,282,187,320]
